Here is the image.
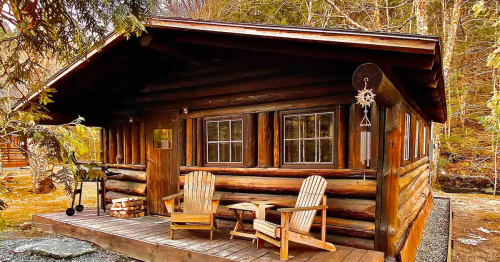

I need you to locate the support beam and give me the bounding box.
[352,63,403,108]
[139,33,206,66]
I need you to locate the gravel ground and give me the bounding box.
[0,234,139,262]
[414,197,450,262]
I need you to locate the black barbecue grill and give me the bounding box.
[65,152,117,216]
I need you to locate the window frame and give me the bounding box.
[403,113,411,162]
[414,119,420,159]
[280,107,338,169]
[423,125,427,156]
[203,115,245,167]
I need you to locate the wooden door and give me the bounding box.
[146,110,180,215]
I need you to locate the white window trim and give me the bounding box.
[403,113,411,161]
[415,120,419,158]
[283,112,334,164]
[423,126,427,155]
[206,119,244,163]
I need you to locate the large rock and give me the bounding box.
[13,238,97,259]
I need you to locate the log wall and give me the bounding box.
[178,106,379,250]
[395,157,431,251]
[102,121,147,206]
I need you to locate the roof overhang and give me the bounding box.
[13,17,446,122]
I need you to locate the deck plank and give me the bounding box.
[32,211,384,262]
[342,249,368,262]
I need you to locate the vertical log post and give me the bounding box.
[109,125,117,164]
[273,111,280,168]
[336,105,348,168]
[258,112,273,167]
[140,122,146,165]
[131,122,140,164]
[196,118,203,166]
[116,123,124,164]
[124,122,132,165]
[381,103,404,256]
[102,127,109,163]
[243,114,257,168]
[179,119,186,166]
[186,119,196,166]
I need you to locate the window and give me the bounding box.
[403,113,410,161]
[153,129,172,149]
[206,119,243,163]
[423,126,427,155]
[415,120,419,158]
[283,112,334,164]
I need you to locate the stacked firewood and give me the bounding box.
[109,197,145,219]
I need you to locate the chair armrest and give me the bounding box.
[211,194,221,214]
[212,194,222,201]
[277,205,328,213]
[162,192,183,201]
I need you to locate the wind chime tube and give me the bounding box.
[367,130,371,167]
[361,131,365,165]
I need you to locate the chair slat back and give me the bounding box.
[290,175,327,234]
[183,171,216,214]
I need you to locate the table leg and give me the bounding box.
[231,210,247,239]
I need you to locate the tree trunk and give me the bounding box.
[28,144,55,194]
[415,0,428,35]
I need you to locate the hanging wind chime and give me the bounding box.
[355,78,376,168]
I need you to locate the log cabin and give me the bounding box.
[15,17,446,262]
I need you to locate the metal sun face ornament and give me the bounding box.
[356,78,376,169]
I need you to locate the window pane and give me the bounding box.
[303,140,316,162]
[231,120,243,141]
[301,115,316,138]
[318,114,333,138]
[153,129,172,149]
[207,122,218,141]
[285,116,299,139]
[219,121,230,141]
[207,143,218,162]
[320,139,333,163]
[285,140,299,162]
[231,142,242,162]
[220,142,230,162]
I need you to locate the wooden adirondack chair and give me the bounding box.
[253,175,335,260]
[163,171,220,240]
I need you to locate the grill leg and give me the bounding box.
[96,181,100,216]
[78,182,83,205]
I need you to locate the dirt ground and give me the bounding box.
[1,168,98,227]
[434,191,500,262]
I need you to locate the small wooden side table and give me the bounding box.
[227,202,274,240]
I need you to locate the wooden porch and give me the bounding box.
[32,210,384,262]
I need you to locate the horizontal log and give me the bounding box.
[217,191,376,221]
[397,157,429,176]
[178,95,356,119]
[352,63,403,108]
[105,191,147,202]
[107,168,147,183]
[180,166,377,179]
[397,184,431,243]
[398,170,429,208]
[105,180,147,196]
[106,164,146,171]
[399,164,429,191]
[180,175,377,198]
[396,188,431,245]
[126,71,351,104]
[215,205,375,239]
